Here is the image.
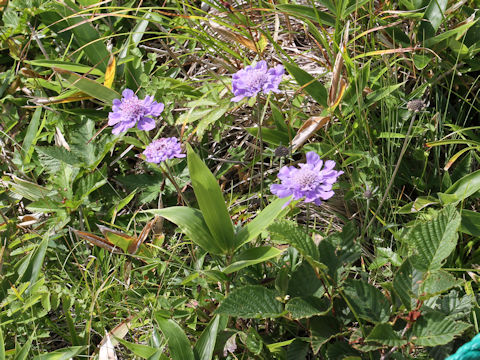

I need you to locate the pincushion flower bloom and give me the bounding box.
[231,60,284,102]
[108,89,164,135]
[270,151,343,206]
[143,137,186,164]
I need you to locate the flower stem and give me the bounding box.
[160,162,190,207]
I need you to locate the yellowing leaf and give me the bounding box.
[104,54,116,89]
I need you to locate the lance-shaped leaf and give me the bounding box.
[187,144,236,254]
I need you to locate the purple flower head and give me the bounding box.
[108,89,164,135]
[231,60,284,102]
[143,137,186,164]
[270,151,343,206]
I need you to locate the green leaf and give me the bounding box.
[286,296,331,319]
[441,169,480,205]
[235,197,290,249]
[393,258,424,310]
[287,340,310,360]
[365,82,406,106]
[343,279,390,323]
[410,313,470,346]
[19,237,49,294]
[55,68,120,104]
[155,317,195,360]
[193,315,220,360]
[32,346,86,360]
[245,328,263,355]
[418,0,448,41]
[288,261,325,298]
[25,60,104,76]
[460,209,480,236]
[223,246,284,274]
[366,324,407,347]
[0,327,5,360]
[283,62,328,106]
[310,316,341,353]
[144,207,223,255]
[22,107,42,164]
[216,285,284,319]
[276,4,335,27]
[421,270,460,298]
[47,1,109,72]
[115,338,157,359]
[14,336,32,360]
[187,144,235,254]
[245,127,290,148]
[408,205,461,271]
[269,220,319,261]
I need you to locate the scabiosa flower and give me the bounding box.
[108,89,164,135]
[143,137,186,164]
[270,151,343,206]
[231,60,284,102]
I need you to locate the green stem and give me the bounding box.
[160,162,190,206]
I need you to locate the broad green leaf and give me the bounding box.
[245,127,290,148]
[235,197,290,249]
[187,144,235,254]
[223,246,284,274]
[25,60,104,76]
[144,207,223,255]
[286,340,310,360]
[310,316,341,353]
[19,237,48,294]
[216,285,284,318]
[32,346,86,360]
[441,169,480,205]
[115,338,157,359]
[343,279,390,323]
[288,262,325,298]
[410,313,470,346]
[47,1,109,72]
[269,220,319,261]
[276,4,335,26]
[193,315,220,360]
[0,327,4,360]
[421,269,460,298]
[365,82,405,106]
[22,107,42,164]
[418,0,448,41]
[425,19,479,47]
[14,337,32,360]
[393,258,424,310]
[286,296,331,319]
[55,68,120,104]
[7,175,51,201]
[366,324,407,347]
[245,328,263,355]
[460,209,480,237]
[408,205,460,271]
[283,62,328,106]
[155,317,195,360]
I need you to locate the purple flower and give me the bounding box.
[108,89,164,135]
[231,60,284,102]
[270,151,343,206]
[143,137,186,164]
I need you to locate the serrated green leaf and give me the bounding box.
[343,279,390,323]
[288,261,325,298]
[366,323,407,347]
[310,316,341,353]
[223,246,284,274]
[269,220,319,261]
[187,144,235,254]
[410,313,470,346]
[155,317,195,360]
[393,258,424,310]
[409,205,460,271]
[216,285,283,318]
[421,269,460,298]
[286,296,331,319]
